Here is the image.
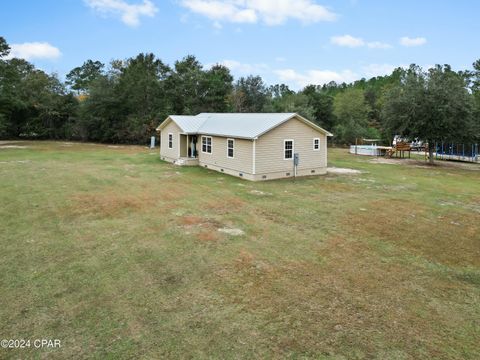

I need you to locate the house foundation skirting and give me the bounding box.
[250,167,327,181]
[198,162,256,181]
[199,161,327,181]
[161,155,327,181]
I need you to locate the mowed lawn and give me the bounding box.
[1,141,479,359]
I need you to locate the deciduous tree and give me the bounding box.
[382,65,474,163]
[333,88,371,144]
[232,75,268,112]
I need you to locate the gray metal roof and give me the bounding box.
[158,113,332,139]
[169,115,208,133]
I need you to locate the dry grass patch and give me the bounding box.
[176,215,224,242]
[2,143,479,359]
[67,184,186,219]
[156,184,187,202]
[179,215,205,226]
[178,215,222,229]
[344,199,480,267]
[203,196,246,214]
[233,249,275,276]
[69,192,155,217]
[211,234,478,358]
[197,231,221,242]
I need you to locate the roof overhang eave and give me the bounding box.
[156,116,173,132]
[196,132,254,140]
[156,116,190,133]
[292,113,334,137]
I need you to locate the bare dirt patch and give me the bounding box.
[0,160,31,164]
[177,215,224,243]
[177,214,245,242]
[218,227,244,236]
[249,190,272,196]
[0,145,29,149]
[0,140,23,145]
[369,157,403,165]
[327,167,362,174]
[437,160,480,171]
[370,156,480,171]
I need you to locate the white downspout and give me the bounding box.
[252,138,256,175]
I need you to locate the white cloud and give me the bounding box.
[330,34,364,47]
[211,59,269,74]
[362,63,436,78]
[400,36,427,47]
[331,35,392,49]
[274,63,440,89]
[274,68,358,88]
[181,0,256,24]
[362,63,400,78]
[180,0,337,26]
[84,0,158,27]
[7,42,61,61]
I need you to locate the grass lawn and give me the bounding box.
[1,141,479,359]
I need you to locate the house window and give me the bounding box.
[168,133,173,149]
[313,138,320,151]
[202,136,212,154]
[227,138,234,158]
[284,139,294,160]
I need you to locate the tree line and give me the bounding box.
[1,36,479,148]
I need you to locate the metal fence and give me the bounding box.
[434,143,479,162]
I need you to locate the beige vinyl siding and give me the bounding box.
[198,135,253,174]
[255,116,327,174]
[179,134,187,157]
[160,120,183,159]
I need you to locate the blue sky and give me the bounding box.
[1,0,479,89]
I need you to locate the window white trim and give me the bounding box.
[201,136,212,154]
[168,133,173,149]
[227,138,235,158]
[284,139,294,160]
[313,138,320,151]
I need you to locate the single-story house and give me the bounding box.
[156,113,332,181]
